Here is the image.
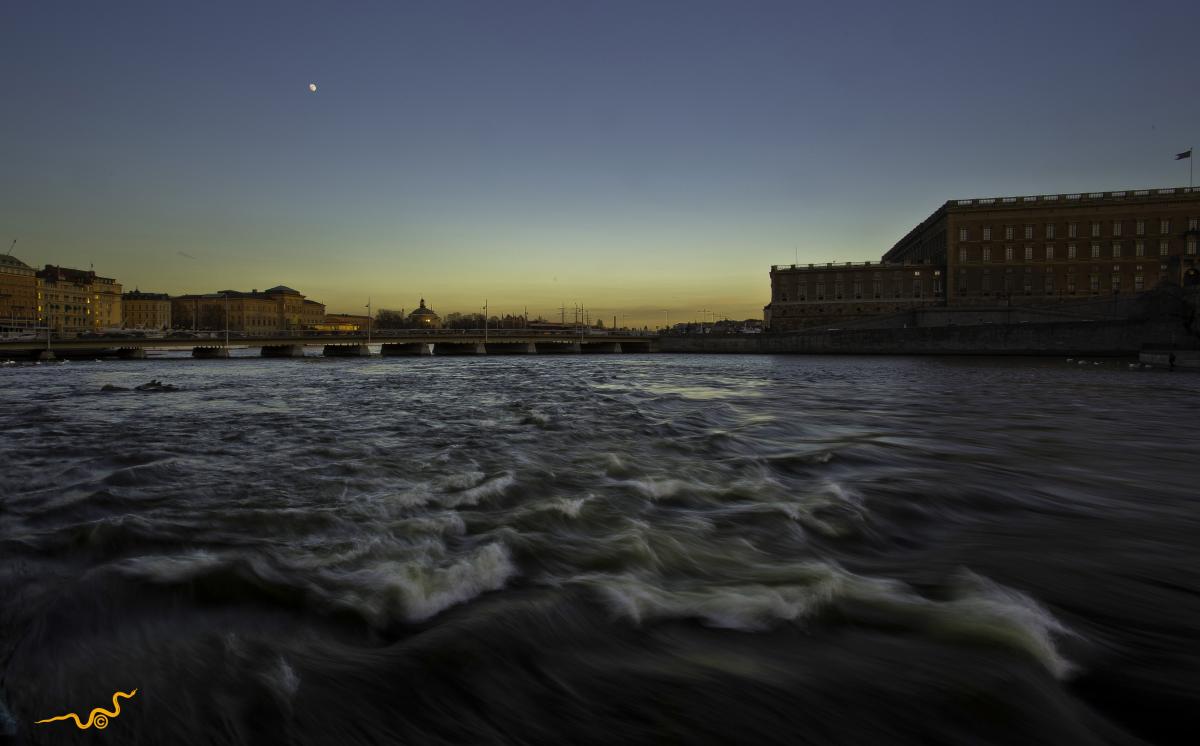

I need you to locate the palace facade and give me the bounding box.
[766,186,1200,331]
[36,265,123,333]
[123,290,172,330]
[171,285,326,333]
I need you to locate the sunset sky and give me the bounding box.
[3,0,1199,326]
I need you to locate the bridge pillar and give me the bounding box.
[535,341,581,354]
[192,346,230,359]
[323,344,371,357]
[485,342,537,355]
[620,341,656,353]
[381,342,432,356]
[582,342,622,354]
[433,342,487,355]
[118,347,147,359]
[262,344,306,358]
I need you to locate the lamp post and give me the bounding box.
[223,292,230,349]
[365,297,372,346]
[483,299,488,342]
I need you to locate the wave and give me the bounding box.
[576,564,1078,679]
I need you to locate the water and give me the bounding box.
[1,354,1197,745]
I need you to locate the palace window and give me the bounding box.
[959,248,968,263]
[983,226,992,241]
[1090,242,1100,258]
[1112,242,1121,258]
[1188,238,1198,255]
[959,228,968,241]
[1160,219,1171,234]
[1160,240,1169,256]
[1005,246,1014,261]
[1136,240,1145,257]
[1045,244,1054,260]
[1024,245,1033,260]
[1136,219,1145,235]
[872,277,882,297]
[1067,273,1076,293]
[1044,273,1054,293]
[1091,222,1101,237]
[1023,274,1033,294]
[1135,274,1145,291]
[853,279,863,298]
[982,271,991,292]
[1068,243,1077,259]
[982,247,991,262]
[1068,222,1078,238]
[1111,273,1121,292]
[1024,225,1034,239]
[1045,224,1055,239]
[1112,220,1122,237]
[1004,225,1014,240]
[1090,274,1100,291]
[1190,217,1199,231]
[815,281,824,300]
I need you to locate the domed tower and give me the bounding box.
[408,298,442,329]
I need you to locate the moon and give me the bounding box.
[308,83,317,93]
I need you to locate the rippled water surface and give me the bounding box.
[1,354,1198,745]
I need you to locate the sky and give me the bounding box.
[3,0,1199,327]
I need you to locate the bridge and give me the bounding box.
[0,330,660,361]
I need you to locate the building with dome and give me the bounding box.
[408,298,441,329]
[170,285,325,333]
[0,254,38,332]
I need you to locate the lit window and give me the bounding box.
[1112,273,1121,291]
[1190,218,1199,231]
[1005,246,1014,261]
[982,247,991,262]
[1090,242,1100,258]
[1160,219,1171,234]
[1135,274,1144,291]
[959,248,968,263]
[1136,240,1145,257]
[1112,242,1121,258]
[1090,274,1100,291]
[1188,238,1198,255]
[1004,225,1014,240]
[1045,244,1054,260]
[1160,240,1169,256]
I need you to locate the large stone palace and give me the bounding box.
[765,186,1200,332]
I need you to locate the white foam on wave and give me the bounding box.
[116,549,228,582]
[578,563,1079,678]
[440,472,516,507]
[340,542,518,624]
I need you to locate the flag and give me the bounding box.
[1176,149,1192,160]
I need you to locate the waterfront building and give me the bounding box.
[36,265,123,334]
[0,255,38,332]
[301,299,326,330]
[171,285,325,334]
[122,290,172,330]
[766,186,1200,331]
[316,313,371,332]
[408,298,441,329]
